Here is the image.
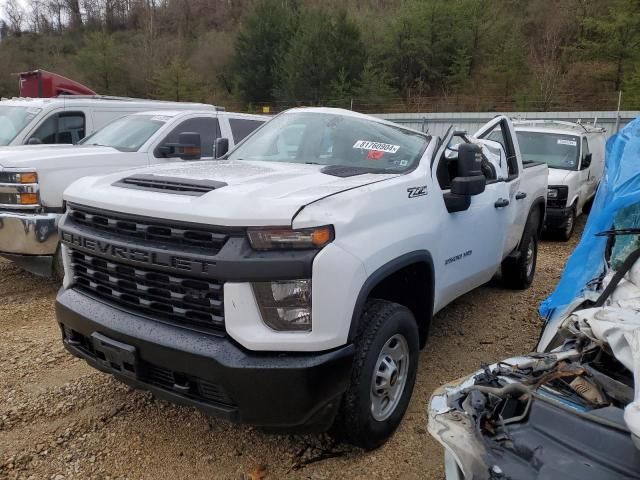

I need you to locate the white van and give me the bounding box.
[0,96,219,147]
[513,120,607,240]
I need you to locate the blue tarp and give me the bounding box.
[540,117,640,319]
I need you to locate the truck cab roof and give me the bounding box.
[514,119,607,136]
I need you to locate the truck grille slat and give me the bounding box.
[67,204,232,252]
[70,250,225,334]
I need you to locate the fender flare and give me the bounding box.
[528,195,546,237]
[347,250,435,346]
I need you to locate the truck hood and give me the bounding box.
[0,145,120,168]
[547,166,572,186]
[64,159,399,226]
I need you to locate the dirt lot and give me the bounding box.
[0,220,584,480]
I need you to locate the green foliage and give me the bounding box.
[75,32,127,94]
[580,0,640,90]
[154,57,201,102]
[0,0,638,111]
[277,8,366,104]
[232,0,297,103]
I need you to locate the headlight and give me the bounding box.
[0,171,38,184]
[253,280,312,332]
[547,188,558,199]
[0,192,40,206]
[247,226,334,250]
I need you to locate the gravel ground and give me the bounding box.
[0,219,584,480]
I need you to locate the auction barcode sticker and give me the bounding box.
[557,139,577,146]
[353,140,400,153]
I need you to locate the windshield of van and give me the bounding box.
[0,106,42,146]
[227,112,429,172]
[79,114,169,152]
[516,131,580,170]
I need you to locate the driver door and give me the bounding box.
[433,128,511,310]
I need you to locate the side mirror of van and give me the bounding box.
[581,153,592,170]
[214,137,229,159]
[444,143,487,213]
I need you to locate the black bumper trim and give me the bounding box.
[56,288,354,430]
[0,252,53,277]
[545,206,572,228]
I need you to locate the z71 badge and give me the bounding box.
[407,186,428,198]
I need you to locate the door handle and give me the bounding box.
[515,192,527,200]
[494,198,510,208]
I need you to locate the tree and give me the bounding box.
[154,56,201,101]
[232,0,297,103]
[3,0,25,36]
[75,31,125,93]
[380,0,466,98]
[277,8,366,104]
[580,0,640,91]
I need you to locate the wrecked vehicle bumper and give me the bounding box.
[428,350,640,479]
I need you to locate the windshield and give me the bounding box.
[227,112,429,172]
[0,106,41,146]
[516,131,580,170]
[79,114,168,151]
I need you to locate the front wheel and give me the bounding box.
[332,300,419,450]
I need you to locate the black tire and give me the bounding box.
[502,212,539,289]
[555,205,576,242]
[332,299,419,450]
[53,247,65,282]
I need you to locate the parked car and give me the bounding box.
[0,110,267,277]
[55,108,547,449]
[0,95,218,147]
[512,120,607,240]
[428,117,640,479]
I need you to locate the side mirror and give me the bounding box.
[214,137,229,159]
[27,137,42,145]
[581,152,592,169]
[177,132,201,160]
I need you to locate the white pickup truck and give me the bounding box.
[55,108,547,449]
[0,96,217,147]
[512,120,607,240]
[0,110,266,276]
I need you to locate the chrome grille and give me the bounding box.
[70,249,225,334]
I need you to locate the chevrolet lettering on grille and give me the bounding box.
[60,231,217,274]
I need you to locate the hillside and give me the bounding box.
[1,0,639,112]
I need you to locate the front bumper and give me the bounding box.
[0,211,60,276]
[0,210,60,255]
[56,288,355,431]
[544,206,572,229]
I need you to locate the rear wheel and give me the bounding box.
[502,212,539,289]
[332,300,419,450]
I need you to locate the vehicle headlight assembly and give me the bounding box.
[247,226,334,250]
[253,280,312,332]
[547,188,558,199]
[0,170,38,184]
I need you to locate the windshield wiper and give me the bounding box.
[596,228,640,236]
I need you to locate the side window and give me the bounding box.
[229,118,264,143]
[436,134,499,191]
[156,117,220,158]
[28,112,85,144]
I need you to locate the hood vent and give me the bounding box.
[320,165,381,178]
[114,174,227,196]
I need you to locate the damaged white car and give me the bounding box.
[428,118,640,479]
